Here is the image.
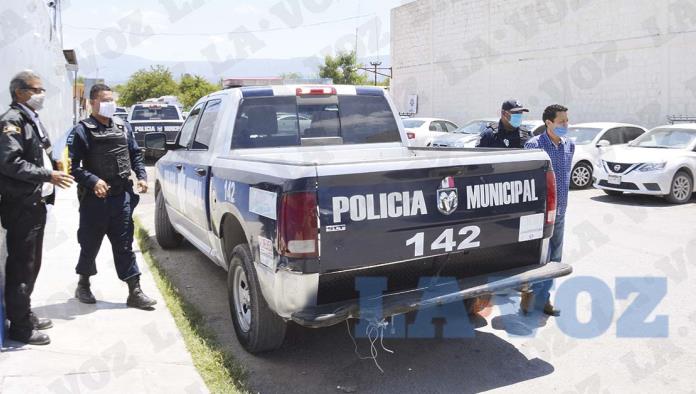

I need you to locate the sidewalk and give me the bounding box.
[0,186,208,393]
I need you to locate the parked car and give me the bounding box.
[144,84,571,353]
[431,119,543,148]
[114,106,128,122]
[431,118,497,148]
[564,123,647,189]
[594,124,696,203]
[402,117,459,146]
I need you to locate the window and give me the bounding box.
[622,127,645,143]
[403,119,425,128]
[131,105,180,121]
[232,96,299,149]
[602,128,623,145]
[429,122,445,132]
[177,103,203,149]
[231,94,401,149]
[192,99,221,150]
[336,95,400,144]
[444,122,458,132]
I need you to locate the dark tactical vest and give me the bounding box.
[80,117,131,183]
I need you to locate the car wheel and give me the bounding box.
[665,171,693,204]
[228,244,286,353]
[464,295,491,315]
[155,190,183,249]
[603,189,623,197]
[571,162,593,189]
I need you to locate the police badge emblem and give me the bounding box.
[437,176,458,215]
[504,138,510,147]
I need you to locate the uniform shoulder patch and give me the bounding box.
[2,124,21,134]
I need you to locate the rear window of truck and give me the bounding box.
[231,95,401,149]
[131,105,180,121]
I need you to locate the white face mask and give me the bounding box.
[98,101,116,118]
[26,93,46,111]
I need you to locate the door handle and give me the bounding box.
[195,168,207,176]
[175,164,183,171]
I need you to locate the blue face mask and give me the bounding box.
[554,126,568,137]
[509,113,523,128]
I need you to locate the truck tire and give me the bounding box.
[464,295,491,315]
[155,191,183,249]
[227,244,286,353]
[665,171,693,204]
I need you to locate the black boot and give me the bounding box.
[9,328,51,346]
[75,275,97,304]
[29,312,53,330]
[126,276,157,310]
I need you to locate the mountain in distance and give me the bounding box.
[77,53,391,84]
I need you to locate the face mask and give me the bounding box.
[98,101,116,118]
[26,93,46,111]
[509,113,523,128]
[554,126,568,137]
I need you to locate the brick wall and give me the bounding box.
[391,0,696,128]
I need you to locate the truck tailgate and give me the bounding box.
[316,159,550,273]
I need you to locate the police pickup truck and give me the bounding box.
[128,102,184,154]
[144,85,571,353]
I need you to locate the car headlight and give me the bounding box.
[638,162,666,172]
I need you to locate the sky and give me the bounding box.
[61,0,412,63]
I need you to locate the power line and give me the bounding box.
[63,13,376,37]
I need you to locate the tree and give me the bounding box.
[117,65,178,107]
[318,50,368,85]
[279,72,302,81]
[178,74,219,109]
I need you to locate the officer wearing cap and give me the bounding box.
[68,83,156,310]
[477,99,530,148]
[0,70,74,345]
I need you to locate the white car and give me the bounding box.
[566,123,647,189]
[430,118,497,148]
[401,117,459,147]
[594,124,696,204]
[431,118,544,148]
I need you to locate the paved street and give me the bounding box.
[137,166,696,394]
[0,186,207,393]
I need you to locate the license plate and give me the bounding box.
[608,175,621,185]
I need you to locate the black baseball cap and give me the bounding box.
[501,99,529,113]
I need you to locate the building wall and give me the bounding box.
[391,0,696,128]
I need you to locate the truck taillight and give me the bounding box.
[546,170,557,224]
[407,132,416,139]
[278,192,318,258]
[296,86,336,96]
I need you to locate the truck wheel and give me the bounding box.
[603,189,623,197]
[227,244,286,353]
[665,171,693,204]
[155,191,183,249]
[571,162,592,189]
[464,295,491,315]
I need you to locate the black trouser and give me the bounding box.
[0,201,47,336]
[75,188,141,281]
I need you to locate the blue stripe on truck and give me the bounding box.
[241,87,274,98]
[355,86,385,96]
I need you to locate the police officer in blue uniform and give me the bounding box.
[0,71,74,345]
[68,84,156,310]
[477,99,530,148]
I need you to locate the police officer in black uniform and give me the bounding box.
[68,84,156,310]
[0,71,74,345]
[477,99,530,148]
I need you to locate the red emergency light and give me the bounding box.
[296,86,336,96]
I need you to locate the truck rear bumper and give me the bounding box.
[290,261,572,328]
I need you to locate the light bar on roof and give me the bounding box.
[296,86,336,96]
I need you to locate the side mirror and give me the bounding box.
[144,132,167,151]
[596,139,610,148]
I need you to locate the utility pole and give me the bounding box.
[370,61,381,86]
